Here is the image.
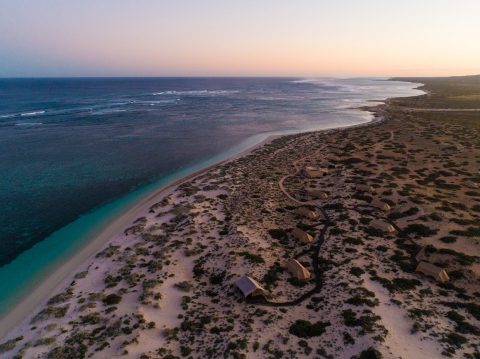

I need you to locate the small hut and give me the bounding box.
[301,166,328,178]
[464,180,479,189]
[235,276,268,298]
[292,228,314,244]
[296,207,318,220]
[370,219,396,233]
[305,189,329,200]
[415,262,449,283]
[286,259,311,280]
[319,160,335,169]
[356,184,375,193]
[371,199,392,212]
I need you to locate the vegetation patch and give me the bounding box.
[268,228,289,245]
[401,224,438,237]
[289,320,330,338]
[103,293,122,306]
[237,251,265,264]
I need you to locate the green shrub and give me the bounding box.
[450,227,480,238]
[289,320,330,338]
[389,207,419,220]
[263,262,283,288]
[345,237,364,246]
[350,267,365,277]
[401,224,437,237]
[392,278,421,291]
[0,337,23,354]
[439,236,457,243]
[343,332,355,345]
[180,345,192,356]
[209,271,226,285]
[103,293,122,306]
[442,332,467,348]
[238,251,265,264]
[174,281,192,292]
[288,277,309,287]
[268,228,288,244]
[358,347,383,359]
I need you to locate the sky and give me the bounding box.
[0,0,479,77]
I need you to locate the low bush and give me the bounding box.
[103,293,122,306]
[238,251,265,264]
[357,347,383,359]
[350,267,365,277]
[289,320,330,338]
[401,224,438,238]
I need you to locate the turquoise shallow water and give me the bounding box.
[0,131,268,317]
[0,77,422,320]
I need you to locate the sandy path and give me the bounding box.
[363,276,443,359]
[278,147,327,205]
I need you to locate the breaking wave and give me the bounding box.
[15,122,43,126]
[90,109,127,115]
[152,90,239,96]
[20,110,46,117]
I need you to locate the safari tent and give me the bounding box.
[292,228,314,244]
[371,199,392,212]
[415,261,449,283]
[301,166,328,178]
[305,189,329,200]
[235,276,268,298]
[356,184,374,193]
[286,259,311,280]
[464,180,479,189]
[296,207,318,220]
[370,219,396,233]
[319,160,335,169]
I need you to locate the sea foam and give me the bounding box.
[152,90,239,96]
[20,110,46,117]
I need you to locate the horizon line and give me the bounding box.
[0,73,478,80]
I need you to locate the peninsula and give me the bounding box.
[1,75,479,359]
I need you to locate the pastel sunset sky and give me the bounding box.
[1,0,479,77]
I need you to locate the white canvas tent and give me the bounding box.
[416,261,449,283]
[235,276,268,298]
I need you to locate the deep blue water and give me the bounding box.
[0,77,421,269]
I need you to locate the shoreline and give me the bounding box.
[0,109,389,340]
[0,132,281,340]
[0,81,421,341]
[2,75,479,358]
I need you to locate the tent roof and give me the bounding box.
[416,261,449,282]
[292,228,314,242]
[286,259,311,280]
[370,219,395,233]
[235,276,266,297]
[372,199,391,211]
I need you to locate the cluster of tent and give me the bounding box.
[235,258,311,299]
[301,166,328,178]
[235,148,458,301]
[356,183,392,212]
[236,206,316,298]
[414,247,450,283]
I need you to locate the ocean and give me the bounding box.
[0,77,422,315]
